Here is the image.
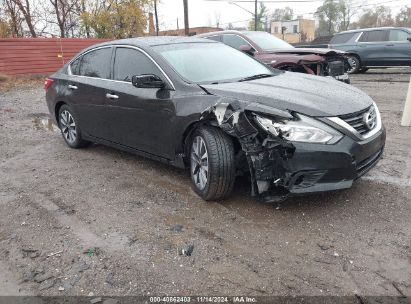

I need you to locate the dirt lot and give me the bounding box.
[0,68,410,298]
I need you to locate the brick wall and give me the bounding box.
[0,38,109,76]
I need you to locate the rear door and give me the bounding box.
[385,29,411,66]
[101,46,175,158]
[357,30,388,66]
[67,47,113,139]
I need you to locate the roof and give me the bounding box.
[196,30,272,38]
[90,36,215,48]
[336,27,411,34]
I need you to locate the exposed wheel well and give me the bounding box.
[346,53,361,63]
[54,101,66,125]
[181,120,242,167]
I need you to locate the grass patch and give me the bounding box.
[0,74,46,92]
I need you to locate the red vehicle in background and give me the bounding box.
[197,30,350,83]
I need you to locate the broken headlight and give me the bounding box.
[254,113,342,144]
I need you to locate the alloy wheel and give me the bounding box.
[347,56,359,73]
[191,136,209,190]
[60,110,77,144]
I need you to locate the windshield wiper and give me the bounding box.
[238,73,274,82]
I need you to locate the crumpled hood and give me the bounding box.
[201,71,373,117]
[264,47,345,56]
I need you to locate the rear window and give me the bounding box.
[79,47,112,79]
[206,35,221,42]
[330,32,356,44]
[359,30,387,42]
[388,29,410,41]
[69,57,81,75]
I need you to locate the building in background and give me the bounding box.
[158,27,222,36]
[271,18,315,44]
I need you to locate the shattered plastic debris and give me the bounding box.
[179,244,194,256]
[201,100,295,202]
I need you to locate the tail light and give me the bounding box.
[44,78,54,91]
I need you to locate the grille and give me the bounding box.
[339,106,372,135]
[327,61,345,76]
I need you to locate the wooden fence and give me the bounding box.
[0,38,109,76]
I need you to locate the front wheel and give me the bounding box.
[347,55,361,74]
[190,126,236,201]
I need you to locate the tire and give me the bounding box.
[57,104,89,149]
[358,67,369,73]
[189,126,236,201]
[347,55,361,74]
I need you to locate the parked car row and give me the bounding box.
[45,36,385,202]
[329,27,411,73]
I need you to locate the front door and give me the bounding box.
[102,46,175,159]
[385,29,411,66]
[357,30,388,66]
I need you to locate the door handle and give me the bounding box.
[386,44,394,46]
[68,84,78,90]
[106,93,119,100]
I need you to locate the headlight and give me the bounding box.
[254,113,342,144]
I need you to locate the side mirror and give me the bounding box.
[239,44,255,56]
[131,74,165,89]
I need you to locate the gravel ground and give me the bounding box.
[0,68,410,297]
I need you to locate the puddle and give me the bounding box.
[33,117,59,132]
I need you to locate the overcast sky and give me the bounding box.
[157,0,410,30]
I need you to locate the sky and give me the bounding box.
[156,0,410,30]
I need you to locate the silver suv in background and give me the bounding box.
[329,27,411,73]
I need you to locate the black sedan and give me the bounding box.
[45,36,386,202]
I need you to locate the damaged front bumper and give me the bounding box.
[278,128,385,195]
[202,101,386,202]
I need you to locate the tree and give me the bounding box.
[395,6,411,27]
[49,0,79,38]
[80,0,149,39]
[338,0,356,31]
[10,0,37,37]
[315,0,341,35]
[350,5,394,29]
[3,0,23,37]
[271,7,293,21]
[249,2,268,31]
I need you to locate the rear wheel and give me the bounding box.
[347,55,361,74]
[58,104,89,149]
[190,126,236,201]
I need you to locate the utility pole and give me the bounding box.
[154,0,159,36]
[254,0,257,31]
[183,0,189,36]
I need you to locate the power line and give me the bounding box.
[208,0,407,26]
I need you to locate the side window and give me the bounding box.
[330,32,356,44]
[113,47,161,82]
[222,34,249,49]
[206,35,221,42]
[70,57,81,75]
[388,29,410,41]
[359,30,387,42]
[79,48,112,79]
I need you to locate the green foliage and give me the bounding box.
[248,2,268,31]
[80,0,150,39]
[271,7,293,22]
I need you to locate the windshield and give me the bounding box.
[153,42,275,84]
[243,31,294,50]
